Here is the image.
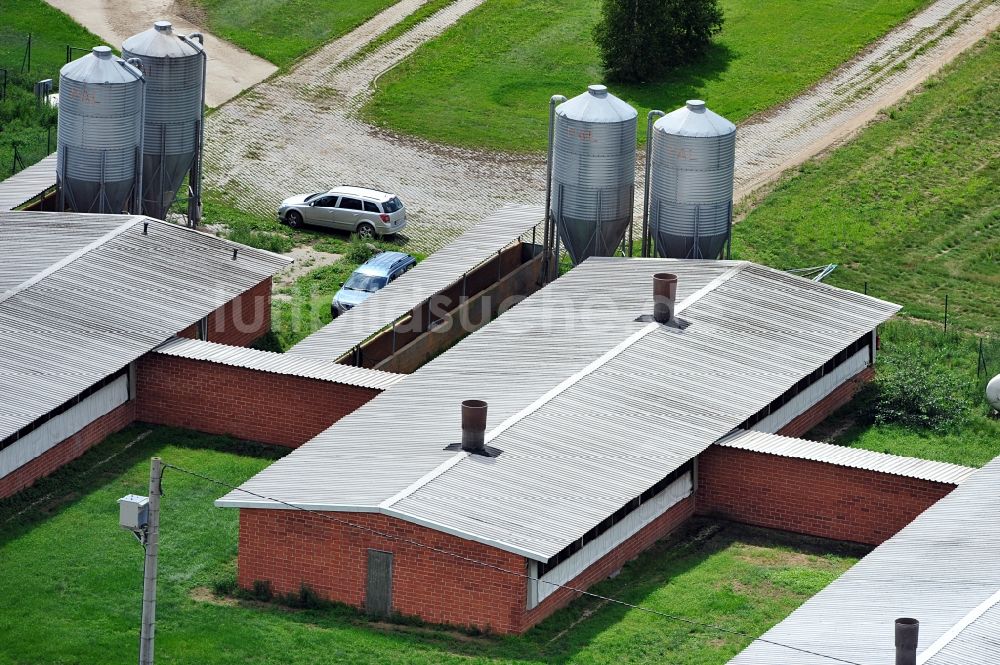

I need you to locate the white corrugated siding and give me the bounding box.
[752,346,870,433]
[0,375,127,478]
[534,472,692,604]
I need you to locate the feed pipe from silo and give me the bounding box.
[641,109,664,257]
[122,57,146,215]
[544,94,566,283]
[180,32,206,227]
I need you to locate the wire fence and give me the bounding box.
[0,30,95,177]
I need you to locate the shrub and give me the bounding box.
[251,579,273,602]
[869,352,968,431]
[345,235,384,264]
[594,0,724,83]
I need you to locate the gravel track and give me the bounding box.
[204,0,998,255]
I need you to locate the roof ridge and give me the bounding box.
[0,215,140,306]
[379,262,749,512]
[917,587,1000,663]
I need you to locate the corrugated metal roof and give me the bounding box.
[153,337,403,390]
[0,211,289,443]
[286,205,544,361]
[218,257,899,560]
[728,455,1000,665]
[718,430,976,485]
[0,154,57,212]
[925,600,1000,665]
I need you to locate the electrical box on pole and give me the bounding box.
[118,457,162,665]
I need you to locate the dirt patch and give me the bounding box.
[274,247,344,289]
[368,620,490,643]
[190,586,238,607]
[732,543,839,569]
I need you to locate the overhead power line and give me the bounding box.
[162,462,866,665]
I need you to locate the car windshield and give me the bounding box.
[343,273,388,293]
[304,192,324,202]
[382,197,402,213]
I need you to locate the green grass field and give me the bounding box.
[0,425,864,664]
[0,0,103,175]
[728,34,1000,466]
[733,33,999,334]
[181,0,400,67]
[363,0,926,151]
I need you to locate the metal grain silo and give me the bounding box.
[548,85,637,266]
[123,21,206,222]
[57,46,145,214]
[646,100,736,259]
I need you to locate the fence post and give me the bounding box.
[864,281,868,295]
[23,33,32,74]
[0,68,6,102]
[979,338,986,379]
[944,294,949,335]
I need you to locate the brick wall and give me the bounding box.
[0,400,136,499]
[522,494,695,631]
[236,494,695,634]
[776,366,874,438]
[178,278,272,347]
[695,445,955,545]
[135,354,381,447]
[238,509,528,633]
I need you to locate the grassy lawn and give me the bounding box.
[181,0,401,68]
[0,0,103,175]
[0,425,864,664]
[363,0,926,152]
[733,33,999,334]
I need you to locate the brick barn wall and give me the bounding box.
[178,278,272,348]
[695,445,956,545]
[237,509,528,633]
[0,400,136,499]
[236,495,696,634]
[522,494,696,631]
[135,354,381,447]
[776,366,874,438]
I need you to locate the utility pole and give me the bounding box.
[140,457,162,665]
[118,457,162,665]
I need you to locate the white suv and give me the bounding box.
[277,186,407,238]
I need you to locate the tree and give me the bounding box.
[593,0,724,84]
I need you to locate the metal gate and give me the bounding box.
[366,549,393,616]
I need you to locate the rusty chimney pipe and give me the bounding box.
[895,618,919,665]
[653,273,678,324]
[461,400,488,454]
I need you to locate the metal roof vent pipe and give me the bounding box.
[895,618,919,665]
[445,400,501,457]
[653,273,678,324]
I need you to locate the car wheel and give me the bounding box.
[357,222,376,240]
[331,302,340,319]
[286,210,303,228]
